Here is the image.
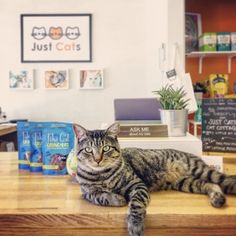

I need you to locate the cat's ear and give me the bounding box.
[73,124,87,141]
[106,123,120,137]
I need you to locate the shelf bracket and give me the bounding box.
[228,55,236,74]
[228,56,232,73]
[187,51,236,74]
[198,55,205,74]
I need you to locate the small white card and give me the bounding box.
[201,155,223,173]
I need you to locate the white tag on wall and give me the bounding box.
[166,69,177,80]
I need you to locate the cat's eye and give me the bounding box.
[103,145,110,152]
[85,147,93,153]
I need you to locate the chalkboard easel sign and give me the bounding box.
[202,98,236,153]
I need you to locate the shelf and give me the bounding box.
[0,124,16,136]
[186,51,236,58]
[186,51,236,74]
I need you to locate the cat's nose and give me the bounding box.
[94,155,102,164]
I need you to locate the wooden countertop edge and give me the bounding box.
[0,213,236,228]
[0,126,16,136]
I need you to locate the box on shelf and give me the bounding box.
[188,120,202,138]
[217,32,231,51]
[224,94,236,98]
[194,99,202,122]
[199,32,217,51]
[0,141,15,152]
[204,74,229,98]
[231,32,236,51]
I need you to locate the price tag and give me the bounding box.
[166,69,177,80]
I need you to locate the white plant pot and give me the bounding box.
[160,109,188,137]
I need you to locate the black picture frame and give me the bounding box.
[20,14,92,63]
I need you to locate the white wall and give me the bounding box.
[0,0,174,129]
[167,0,185,72]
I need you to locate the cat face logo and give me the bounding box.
[49,27,63,40]
[65,27,80,40]
[31,27,47,40]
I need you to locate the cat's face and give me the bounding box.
[49,27,63,40]
[73,123,121,170]
[84,71,102,87]
[31,27,47,40]
[65,27,80,40]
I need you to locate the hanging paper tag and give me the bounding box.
[166,69,177,80]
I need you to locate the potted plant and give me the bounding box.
[153,85,190,137]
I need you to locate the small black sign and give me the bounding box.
[166,69,176,80]
[202,98,236,153]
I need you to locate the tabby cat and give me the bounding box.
[73,123,236,236]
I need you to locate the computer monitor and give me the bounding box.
[114,98,161,121]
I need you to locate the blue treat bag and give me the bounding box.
[42,122,75,175]
[17,122,31,170]
[30,122,45,172]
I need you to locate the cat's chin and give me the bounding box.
[88,164,108,171]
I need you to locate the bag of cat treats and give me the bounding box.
[17,121,31,170]
[42,122,75,175]
[30,122,45,172]
[66,149,78,177]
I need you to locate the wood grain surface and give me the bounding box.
[0,152,236,235]
[0,125,16,136]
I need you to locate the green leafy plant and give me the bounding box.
[153,85,190,110]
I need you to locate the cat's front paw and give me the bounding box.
[127,215,144,236]
[82,191,127,207]
[209,192,226,208]
[109,193,127,206]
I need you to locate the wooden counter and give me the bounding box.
[0,152,236,236]
[0,124,16,136]
[0,124,17,151]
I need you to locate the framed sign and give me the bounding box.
[79,69,104,90]
[44,69,69,90]
[21,14,92,63]
[9,69,34,90]
[202,98,236,153]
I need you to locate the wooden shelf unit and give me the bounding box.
[185,0,236,93]
[186,51,236,74]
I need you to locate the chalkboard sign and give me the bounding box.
[202,98,236,153]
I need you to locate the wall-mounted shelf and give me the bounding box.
[186,51,236,74]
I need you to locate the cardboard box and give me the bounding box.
[0,142,7,151]
[6,142,15,151]
[199,32,217,51]
[205,74,229,98]
[231,32,236,51]
[0,141,15,152]
[217,32,231,51]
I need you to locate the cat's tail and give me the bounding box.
[199,166,236,194]
[219,175,236,194]
[188,154,236,195]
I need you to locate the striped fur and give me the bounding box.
[73,123,236,236]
